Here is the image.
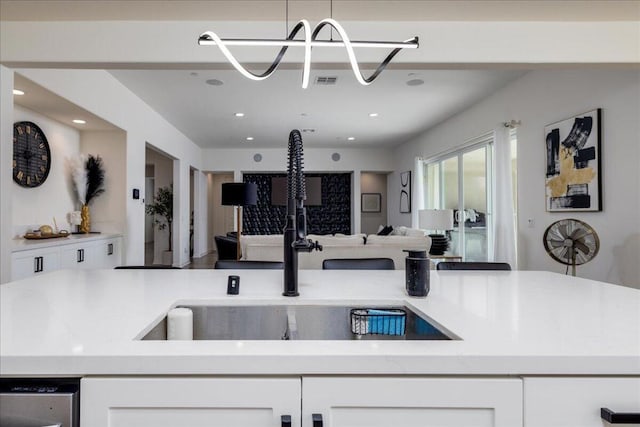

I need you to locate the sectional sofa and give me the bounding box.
[240,232,432,270]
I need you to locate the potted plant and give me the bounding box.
[146,185,173,265]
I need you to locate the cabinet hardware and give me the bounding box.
[108,243,114,255]
[33,256,43,273]
[601,408,640,423]
[312,413,323,427]
[281,415,292,427]
[77,249,83,263]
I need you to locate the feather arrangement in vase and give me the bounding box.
[70,154,105,233]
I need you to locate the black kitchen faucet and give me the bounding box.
[283,129,322,296]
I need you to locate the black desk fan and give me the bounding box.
[543,219,600,276]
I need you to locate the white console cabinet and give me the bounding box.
[11,235,123,280]
[81,376,522,427]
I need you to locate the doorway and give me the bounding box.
[145,146,174,265]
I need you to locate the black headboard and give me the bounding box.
[243,173,351,235]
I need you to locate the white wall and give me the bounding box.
[81,130,127,234]
[11,106,79,236]
[392,69,640,288]
[0,66,13,283]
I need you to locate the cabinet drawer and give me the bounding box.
[524,377,640,427]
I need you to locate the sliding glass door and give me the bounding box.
[424,136,493,261]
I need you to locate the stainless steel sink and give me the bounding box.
[140,304,454,341]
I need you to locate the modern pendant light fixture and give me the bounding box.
[198,2,418,88]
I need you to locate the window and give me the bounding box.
[423,134,494,261]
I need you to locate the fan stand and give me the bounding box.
[570,246,577,277]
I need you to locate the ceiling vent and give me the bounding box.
[315,76,338,85]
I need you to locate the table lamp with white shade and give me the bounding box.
[419,209,454,255]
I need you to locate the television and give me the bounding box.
[271,176,322,206]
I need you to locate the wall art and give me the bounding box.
[545,109,602,211]
[400,170,411,213]
[361,193,381,213]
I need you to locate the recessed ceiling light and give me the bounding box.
[246,137,254,141]
[368,113,379,117]
[206,78,224,86]
[13,89,25,96]
[190,72,199,77]
[234,112,245,117]
[72,119,86,124]
[347,136,356,141]
[302,128,315,133]
[406,78,424,86]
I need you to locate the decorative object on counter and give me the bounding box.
[400,171,411,213]
[221,182,258,260]
[68,210,82,231]
[24,230,69,240]
[419,209,454,256]
[39,224,53,236]
[146,185,174,265]
[404,249,429,297]
[545,109,602,212]
[361,193,381,213]
[543,218,600,277]
[198,0,418,88]
[69,154,105,233]
[12,121,51,188]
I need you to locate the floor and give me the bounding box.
[145,241,218,269]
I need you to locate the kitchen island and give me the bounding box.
[1,269,639,426]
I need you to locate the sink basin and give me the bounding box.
[140,305,454,341]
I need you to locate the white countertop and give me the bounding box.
[1,269,638,376]
[11,232,122,252]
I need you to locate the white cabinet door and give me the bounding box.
[81,377,301,427]
[302,377,523,427]
[101,237,122,268]
[11,248,60,281]
[524,377,640,427]
[60,242,97,270]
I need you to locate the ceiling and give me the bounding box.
[2,1,638,21]
[10,0,632,149]
[108,68,524,148]
[13,74,121,132]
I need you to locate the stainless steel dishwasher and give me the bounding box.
[0,379,79,427]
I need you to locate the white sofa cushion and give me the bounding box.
[308,234,366,246]
[365,234,430,250]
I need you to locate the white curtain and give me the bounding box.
[412,156,425,228]
[492,127,518,269]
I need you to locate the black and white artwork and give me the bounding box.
[545,109,602,212]
[400,171,411,213]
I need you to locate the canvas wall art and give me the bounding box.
[545,109,602,211]
[400,171,411,213]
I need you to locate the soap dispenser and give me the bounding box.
[404,249,430,297]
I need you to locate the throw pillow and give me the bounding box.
[377,225,393,236]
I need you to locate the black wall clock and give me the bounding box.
[13,121,51,188]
